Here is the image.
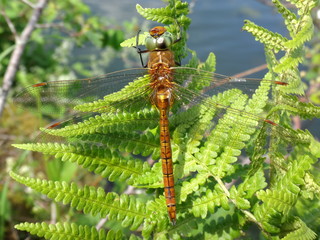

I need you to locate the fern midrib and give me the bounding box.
[106,132,159,149]
[257,191,295,221]
[69,187,146,219]
[48,114,158,136]
[91,155,144,176]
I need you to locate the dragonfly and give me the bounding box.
[15,26,290,224]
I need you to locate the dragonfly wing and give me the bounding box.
[172,67,287,98]
[14,68,162,143]
[170,67,299,145]
[14,68,149,118]
[33,88,158,143]
[170,81,302,153]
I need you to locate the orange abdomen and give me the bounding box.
[159,108,176,223]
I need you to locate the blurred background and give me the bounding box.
[0,0,319,239]
[81,0,290,75]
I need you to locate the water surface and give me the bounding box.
[83,0,287,77]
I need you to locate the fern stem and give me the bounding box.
[214,176,264,230]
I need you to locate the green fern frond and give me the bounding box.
[273,46,304,72]
[275,156,313,194]
[120,32,149,48]
[78,131,160,159]
[136,2,189,25]
[168,213,198,237]
[242,20,288,52]
[200,80,272,178]
[170,100,210,131]
[15,222,125,240]
[229,186,251,210]
[200,213,245,239]
[309,138,320,158]
[283,16,314,49]
[303,173,320,200]
[294,197,320,233]
[255,190,297,233]
[254,155,314,233]
[183,52,216,92]
[179,172,210,203]
[13,143,150,185]
[77,76,150,112]
[40,108,158,138]
[143,199,200,239]
[271,0,298,35]
[234,168,267,199]
[143,196,169,238]
[133,161,162,188]
[191,185,229,218]
[14,131,160,159]
[247,140,267,177]
[10,172,146,230]
[246,77,272,115]
[275,68,305,95]
[199,52,216,72]
[288,0,319,14]
[280,217,317,240]
[272,95,320,119]
[264,47,279,69]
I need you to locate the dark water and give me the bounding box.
[83,0,287,77]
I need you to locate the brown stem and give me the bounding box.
[231,63,268,78]
[0,0,49,117]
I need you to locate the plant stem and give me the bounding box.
[0,0,49,117]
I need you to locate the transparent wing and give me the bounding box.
[169,67,298,142]
[172,67,287,98]
[13,68,156,142]
[169,75,301,150]
[14,68,150,117]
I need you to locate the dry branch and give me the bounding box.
[0,0,49,117]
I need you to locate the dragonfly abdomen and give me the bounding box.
[159,107,176,224]
[151,83,176,223]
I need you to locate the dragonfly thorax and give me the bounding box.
[149,62,175,110]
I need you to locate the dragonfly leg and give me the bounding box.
[133,29,150,67]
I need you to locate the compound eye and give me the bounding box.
[145,35,157,50]
[145,31,174,50]
[158,32,173,49]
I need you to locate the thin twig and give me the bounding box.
[50,202,57,224]
[21,0,36,8]
[0,0,49,117]
[0,8,19,41]
[231,64,268,79]
[96,217,108,230]
[36,22,64,29]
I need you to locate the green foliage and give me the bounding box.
[15,222,134,240]
[11,0,320,239]
[10,171,145,230]
[304,27,320,105]
[0,181,10,240]
[12,142,151,185]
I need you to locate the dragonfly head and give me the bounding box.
[146,26,174,51]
